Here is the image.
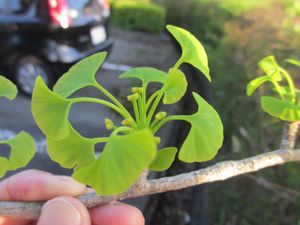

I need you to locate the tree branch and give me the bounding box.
[0,149,300,220]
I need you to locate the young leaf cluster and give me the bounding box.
[31,25,224,195]
[247,56,300,122]
[0,76,35,177]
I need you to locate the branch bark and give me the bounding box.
[0,149,300,220]
[280,122,300,150]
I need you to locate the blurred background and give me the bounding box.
[1,0,300,224]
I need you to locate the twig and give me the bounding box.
[280,122,300,150]
[0,149,300,220]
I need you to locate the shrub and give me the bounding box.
[111,1,166,33]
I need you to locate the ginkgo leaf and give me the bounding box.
[0,158,8,177]
[286,58,300,67]
[119,67,167,85]
[163,68,187,104]
[149,147,177,171]
[3,132,35,170]
[47,124,96,169]
[246,76,271,96]
[32,77,72,140]
[261,96,300,122]
[258,55,282,81]
[178,92,223,162]
[0,76,17,100]
[73,129,157,195]
[53,52,107,97]
[167,25,211,81]
[0,131,35,177]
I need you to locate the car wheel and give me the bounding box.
[13,56,54,95]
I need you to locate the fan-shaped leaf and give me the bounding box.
[258,55,282,81]
[178,93,223,162]
[163,68,187,104]
[73,129,157,195]
[32,77,71,140]
[0,76,17,100]
[0,131,35,177]
[246,76,271,96]
[53,52,106,97]
[119,67,167,85]
[261,96,300,121]
[167,25,210,81]
[149,147,177,171]
[47,124,96,169]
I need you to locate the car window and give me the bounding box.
[7,0,33,14]
[67,0,102,18]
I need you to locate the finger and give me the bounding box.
[38,196,90,225]
[90,202,145,225]
[0,169,86,201]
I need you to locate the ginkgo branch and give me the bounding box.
[0,148,299,220]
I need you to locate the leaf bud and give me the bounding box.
[121,117,134,126]
[155,111,167,120]
[105,118,114,130]
[154,136,161,145]
[127,93,139,101]
[132,87,144,94]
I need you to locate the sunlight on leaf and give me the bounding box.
[163,68,187,104]
[32,77,72,140]
[167,25,211,81]
[178,93,223,162]
[258,55,282,81]
[47,124,96,169]
[73,129,157,195]
[0,76,17,100]
[119,67,167,85]
[149,147,177,171]
[53,52,107,97]
[261,96,300,122]
[246,76,271,96]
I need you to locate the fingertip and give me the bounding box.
[38,196,90,225]
[90,202,145,225]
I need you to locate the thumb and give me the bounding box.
[37,196,90,225]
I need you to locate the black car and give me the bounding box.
[0,0,113,95]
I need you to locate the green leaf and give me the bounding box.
[0,158,8,177]
[3,132,35,170]
[149,147,177,171]
[73,129,157,195]
[166,25,211,81]
[258,55,282,81]
[246,76,271,96]
[32,77,72,140]
[273,86,300,98]
[286,58,300,67]
[119,67,167,85]
[53,52,107,97]
[261,96,300,121]
[47,124,96,170]
[163,68,188,104]
[178,93,223,162]
[0,132,35,177]
[0,76,17,100]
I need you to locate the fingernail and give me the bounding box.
[38,198,81,225]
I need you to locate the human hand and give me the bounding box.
[0,170,145,225]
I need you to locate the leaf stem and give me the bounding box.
[271,81,285,101]
[146,90,164,127]
[93,83,132,117]
[92,137,109,143]
[280,68,296,102]
[112,126,135,135]
[146,90,160,111]
[132,100,140,127]
[174,57,183,70]
[71,97,128,120]
[152,115,186,134]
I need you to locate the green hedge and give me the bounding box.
[111,2,166,33]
